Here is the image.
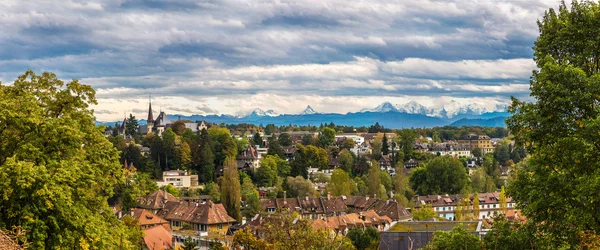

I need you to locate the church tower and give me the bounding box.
[147,95,154,134]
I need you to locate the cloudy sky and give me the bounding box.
[0,0,562,121]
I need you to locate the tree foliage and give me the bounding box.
[346,227,380,250]
[220,157,241,222]
[328,169,355,196]
[409,156,469,195]
[505,1,600,245]
[424,225,483,250]
[0,71,141,248]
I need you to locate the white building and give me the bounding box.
[156,170,199,188]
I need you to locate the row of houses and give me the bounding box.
[413,192,515,220]
[260,194,413,222]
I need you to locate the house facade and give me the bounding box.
[413,192,516,220]
[156,170,199,188]
[156,200,237,235]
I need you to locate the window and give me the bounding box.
[218,224,223,230]
[201,224,207,231]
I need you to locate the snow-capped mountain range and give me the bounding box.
[243,101,507,118]
[360,101,508,118]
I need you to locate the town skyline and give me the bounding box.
[0,0,562,121]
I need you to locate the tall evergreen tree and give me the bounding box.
[196,129,215,182]
[381,133,389,155]
[125,113,138,136]
[220,157,241,222]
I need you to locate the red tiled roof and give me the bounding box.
[157,201,237,225]
[143,225,173,250]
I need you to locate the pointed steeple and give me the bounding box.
[147,94,154,123]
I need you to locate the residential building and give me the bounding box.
[130,208,171,231]
[156,200,237,235]
[137,190,179,214]
[413,192,516,220]
[237,146,261,171]
[311,210,392,236]
[156,170,199,188]
[404,159,419,169]
[458,134,494,154]
[261,195,412,222]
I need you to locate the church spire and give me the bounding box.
[147,94,154,123]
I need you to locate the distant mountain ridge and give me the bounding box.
[96,101,511,128]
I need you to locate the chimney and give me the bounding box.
[129,208,134,217]
[366,195,369,201]
[305,196,309,201]
[118,210,123,219]
[327,192,331,200]
[283,191,287,204]
[242,217,247,225]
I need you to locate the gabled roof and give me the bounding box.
[156,201,237,225]
[143,225,173,250]
[132,208,169,228]
[137,190,179,210]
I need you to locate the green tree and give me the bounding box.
[317,127,336,148]
[424,225,483,250]
[505,2,600,245]
[120,172,159,212]
[370,135,382,160]
[182,237,199,250]
[220,157,241,222]
[278,133,292,146]
[354,156,369,176]
[328,169,355,196]
[368,160,381,197]
[241,177,260,219]
[125,113,139,136]
[254,157,278,187]
[196,128,215,182]
[347,227,380,250]
[252,132,263,147]
[338,149,354,173]
[493,139,511,166]
[409,156,469,195]
[162,184,179,197]
[381,133,390,155]
[413,204,437,220]
[205,182,221,203]
[473,192,480,219]
[399,130,418,160]
[179,141,192,170]
[0,71,140,248]
[285,176,317,198]
[301,134,314,146]
[161,128,178,169]
[291,145,329,178]
[341,138,355,151]
[209,127,238,166]
[393,162,409,206]
[499,186,507,214]
[471,148,482,158]
[267,135,285,159]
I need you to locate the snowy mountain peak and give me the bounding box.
[248,108,279,117]
[396,101,432,115]
[361,102,398,113]
[361,101,508,118]
[302,105,317,115]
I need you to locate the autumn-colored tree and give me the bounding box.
[368,160,382,197]
[473,192,480,219]
[499,186,507,214]
[328,169,355,196]
[220,157,241,222]
[233,228,272,249]
[179,141,192,170]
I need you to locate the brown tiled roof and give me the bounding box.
[132,208,170,230]
[321,197,347,214]
[156,201,237,225]
[143,225,173,250]
[311,210,392,232]
[137,190,178,210]
[367,199,413,221]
